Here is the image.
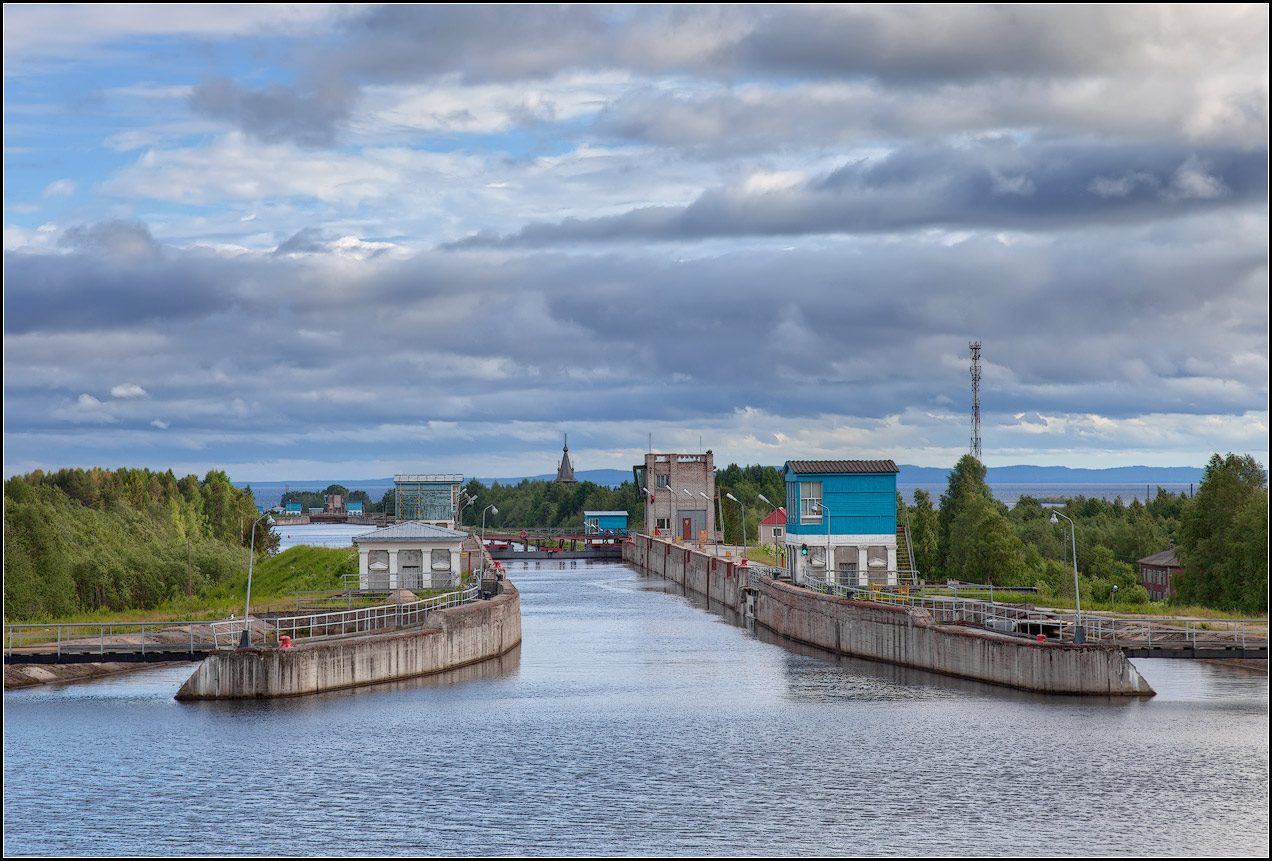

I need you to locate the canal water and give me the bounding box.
[3,560,1267,856]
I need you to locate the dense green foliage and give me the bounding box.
[904,451,1267,613]
[4,467,275,621]
[455,478,645,531]
[1175,454,1268,613]
[714,464,786,545]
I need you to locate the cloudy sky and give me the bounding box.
[3,4,1268,482]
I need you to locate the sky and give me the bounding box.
[3,4,1268,482]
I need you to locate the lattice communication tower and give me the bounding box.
[969,341,982,461]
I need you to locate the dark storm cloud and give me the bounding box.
[340,4,614,82]
[58,219,160,261]
[273,227,333,255]
[728,6,1142,82]
[8,222,250,333]
[186,6,1266,146]
[450,140,1267,247]
[5,209,1263,451]
[188,77,357,147]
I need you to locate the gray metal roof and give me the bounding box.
[785,460,899,475]
[393,474,464,483]
[353,521,469,543]
[584,510,629,517]
[1138,548,1181,567]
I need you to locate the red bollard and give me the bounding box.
[280,635,292,648]
[1036,634,1046,643]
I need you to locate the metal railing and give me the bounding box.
[758,569,1268,649]
[4,619,232,659]
[269,578,483,644]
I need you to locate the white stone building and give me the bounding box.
[352,521,469,590]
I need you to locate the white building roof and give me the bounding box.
[393,474,464,483]
[353,521,469,543]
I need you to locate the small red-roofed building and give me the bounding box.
[759,507,787,546]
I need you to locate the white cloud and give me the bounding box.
[1169,155,1229,200]
[41,179,76,198]
[111,383,148,398]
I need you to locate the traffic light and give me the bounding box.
[800,543,808,556]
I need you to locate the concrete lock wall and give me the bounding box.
[176,582,521,700]
[624,535,1152,696]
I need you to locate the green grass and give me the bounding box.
[744,546,778,566]
[8,546,358,626]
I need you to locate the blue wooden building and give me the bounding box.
[583,510,629,535]
[782,459,900,587]
[285,502,303,516]
[347,501,364,515]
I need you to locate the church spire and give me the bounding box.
[556,434,577,484]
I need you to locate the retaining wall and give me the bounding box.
[175,581,521,700]
[625,535,1152,696]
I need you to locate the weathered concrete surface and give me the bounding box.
[757,576,1153,695]
[624,535,1153,696]
[175,581,521,700]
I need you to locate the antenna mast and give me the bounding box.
[969,340,982,461]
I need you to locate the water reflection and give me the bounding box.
[3,559,1266,857]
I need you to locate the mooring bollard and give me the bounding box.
[280,635,292,648]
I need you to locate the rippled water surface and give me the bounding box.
[4,561,1268,856]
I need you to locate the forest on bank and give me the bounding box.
[4,452,1264,621]
[4,468,274,620]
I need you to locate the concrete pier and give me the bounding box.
[624,535,1153,696]
[175,580,521,700]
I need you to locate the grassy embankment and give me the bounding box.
[11,546,359,627]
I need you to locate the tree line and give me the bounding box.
[455,478,645,531]
[900,453,1266,613]
[279,484,391,513]
[4,467,276,620]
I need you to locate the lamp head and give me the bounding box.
[1049,512,1059,524]
[758,493,771,505]
[726,492,739,503]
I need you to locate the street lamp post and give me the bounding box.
[725,492,747,560]
[698,492,717,554]
[239,511,275,649]
[681,488,697,544]
[757,492,780,567]
[480,504,498,576]
[1050,510,1085,644]
[658,483,675,538]
[457,492,476,530]
[816,501,833,587]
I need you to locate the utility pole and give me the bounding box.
[187,535,193,596]
[970,340,982,461]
